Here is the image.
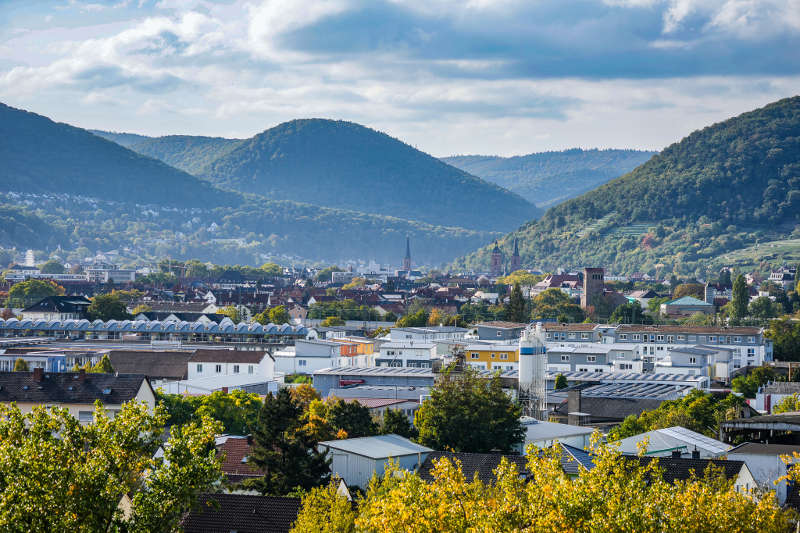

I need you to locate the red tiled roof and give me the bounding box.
[218,437,264,482]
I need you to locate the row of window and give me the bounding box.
[469,352,510,360]
[619,333,756,343]
[196,364,255,374]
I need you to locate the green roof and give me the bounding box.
[664,296,712,306]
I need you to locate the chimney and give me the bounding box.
[568,389,581,414]
[691,449,700,459]
[33,367,44,382]
[78,369,86,381]
[671,450,682,458]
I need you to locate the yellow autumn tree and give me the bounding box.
[292,440,792,533]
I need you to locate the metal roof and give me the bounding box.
[615,426,731,456]
[318,434,432,459]
[315,366,436,378]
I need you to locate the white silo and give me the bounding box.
[518,322,547,420]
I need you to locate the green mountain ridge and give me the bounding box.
[442,149,656,207]
[0,103,499,264]
[454,96,800,277]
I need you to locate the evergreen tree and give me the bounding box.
[719,269,732,286]
[91,354,114,373]
[12,358,28,372]
[326,399,378,439]
[380,409,417,439]
[506,283,527,323]
[246,389,330,496]
[554,373,568,390]
[732,274,749,320]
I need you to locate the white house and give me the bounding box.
[375,341,436,368]
[727,442,800,505]
[161,349,276,395]
[389,326,468,343]
[273,339,342,375]
[318,434,432,489]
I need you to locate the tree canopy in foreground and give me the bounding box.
[0,401,221,532]
[291,441,791,533]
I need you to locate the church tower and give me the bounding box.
[490,241,503,277]
[511,238,521,272]
[403,236,412,271]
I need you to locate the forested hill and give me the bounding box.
[442,149,655,207]
[199,119,540,231]
[0,103,238,208]
[92,132,243,176]
[454,96,800,277]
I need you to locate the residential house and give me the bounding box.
[727,442,800,505]
[473,321,528,341]
[0,369,155,423]
[216,435,264,486]
[464,343,519,371]
[614,426,731,458]
[161,350,276,395]
[389,326,468,342]
[625,455,756,493]
[274,339,342,375]
[659,296,714,317]
[21,295,91,321]
[318,434,432,489]
[106,350,192,388]
[375,341,436,368]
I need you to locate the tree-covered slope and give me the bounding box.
[443,149,655,207]
[93,133,244,176]
[89,130,151,149]
[200,119,539,231]
[454,96,800,277]
[0,103,238,208]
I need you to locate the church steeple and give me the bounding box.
[490,241,503,277]
[403,236,412,271]
[511,238,521,271]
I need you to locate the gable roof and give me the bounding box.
[22,295,91,313]
[627,456,746,484]
[107,350,191,380]
[189,349,270,364]
[615,426,732,456]
[418,444,594,483]
[181,493,300,533]
[553,396,663,421]
[318,434,432,459]
[0,371,147,405]
[217,436,264,483]
[664,296,712,306]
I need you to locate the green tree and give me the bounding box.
[506,283,527,323]
[260,262,283,276]
[87,293,130,321]
[6,279,64,308]
[291,479,357,533]
[414,368,523,453]
[90,354,114,373]
[672,283,705,300]
[38,259,65,274]
[131,303,152,315]
[530,288,585,323]
[609,301,653,324]
[554,373,568,390]
[304,398,379,441]
[0,401,222,533]
[380,409,417,439]
[647,296,670,315]
[217,305,241,323]
[157,389,263,435]
[246,389,330,495]
[321,316,345,327]
[732,274,749,320]
[269,305,290,324]
[731,367,776,398]
[498,270,543,287]
[609,389,747,440]
[316,266,343,282]
[765,317,800,361]
[395,308,428,328]
[12,358,28,372]
[748,296,779,319]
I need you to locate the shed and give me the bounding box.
[318,434,432,489]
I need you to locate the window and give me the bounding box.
[497,331,502,337]
[726,336,732,343]
[666,335,674,342]
[491,353,496,359]
[568,333,576,339]
[561,355,570,361]
[632,334,641,341]
[747,348,755,356]
[248,365,254,374]
[215,364,222,373]
[500,353,508,360]
[734,336,741,343]
[709,336,716,343]
[196,364,203,373]
[619,334,628,340]
[649,334,655,342]
[298,359,307,367]
[617,353,626,359]
[619,363,633,370]
[233,365,240,374]
[578,367,588,372]
[471,353,480,359]
[587,356,596,362]
[657,335,664,342]
[689,357,697,364]
[546,333,552,339]
[748,336,755,343]
[677,335,686,341]
[78,411,93,424]
[581,333,589,340]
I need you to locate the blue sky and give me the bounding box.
[1,0,799,156]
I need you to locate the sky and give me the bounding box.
[1,0,799,157]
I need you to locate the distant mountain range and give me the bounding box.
[454,96,800,277]
[442,149,655,207]
[1,104,503,265]
[94,119,539,231]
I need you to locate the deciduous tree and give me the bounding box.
[732,274,749,320]
[87,293,130,321]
